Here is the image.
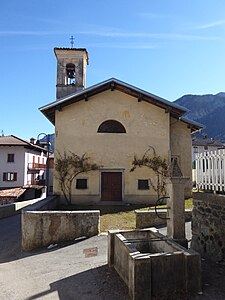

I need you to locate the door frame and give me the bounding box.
[99,168,125,201]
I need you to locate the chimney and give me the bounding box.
[30,137,36,144]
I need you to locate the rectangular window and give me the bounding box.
[138,179,149,190]
[3,172,17,181]
[76,178,88,189]
[7,154,14,163]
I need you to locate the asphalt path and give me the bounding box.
[0,214,129,300]
[1,216,225,299]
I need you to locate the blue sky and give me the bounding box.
[1,0,225,140]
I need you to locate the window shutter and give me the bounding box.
[14,173,17,181]
[3,173,6,181]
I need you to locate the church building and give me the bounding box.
[40,47,201,204]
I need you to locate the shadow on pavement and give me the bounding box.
[0,214,23,263]
[0,214,91,264]
[25,264,130,300]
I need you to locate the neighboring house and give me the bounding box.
[40,47,202,204]
[192,137,225,185]
[192,137,225,163]
[0,187,43,205]
[0,135,49,190]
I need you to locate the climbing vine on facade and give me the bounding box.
[130,146,168,199]
[55,151,101,204]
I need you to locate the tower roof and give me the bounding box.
[54,47,89,64]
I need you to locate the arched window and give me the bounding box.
[97,120,126,133]
[66,63,76,85]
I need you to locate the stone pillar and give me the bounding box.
[166,177,188,248]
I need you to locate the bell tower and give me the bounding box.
[54,47,89,100]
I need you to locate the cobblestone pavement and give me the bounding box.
[0,216,225,299]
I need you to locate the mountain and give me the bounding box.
[174,92,225,141]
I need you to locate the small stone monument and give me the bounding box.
[166,157,189,247]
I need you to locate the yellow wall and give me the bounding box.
[53,90,191,204]
[170,117,192,197]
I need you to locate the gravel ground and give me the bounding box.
[0,215,225,299]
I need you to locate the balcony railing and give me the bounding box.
[28,163,46,171]
[31,179,46,186]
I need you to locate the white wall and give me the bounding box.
[0,146,25,188]
[0,146,47,188]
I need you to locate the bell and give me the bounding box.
[68,70,75,78]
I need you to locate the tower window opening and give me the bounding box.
[66,63,76,85]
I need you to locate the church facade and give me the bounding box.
[40,47,201,204]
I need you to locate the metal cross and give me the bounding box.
[70,36,74,48]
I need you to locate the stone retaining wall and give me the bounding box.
[191,192,225,261]
[22,210,100,251]
[21,196,100,251]
[0,197,47,219]
[135,209,192,229]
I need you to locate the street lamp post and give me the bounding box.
[36,133,51,197]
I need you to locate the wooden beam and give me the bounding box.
[84,93,88,101]
[138,94,143,102]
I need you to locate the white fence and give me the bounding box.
[196,149,225,192]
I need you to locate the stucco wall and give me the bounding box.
[54,90,170,204]
[53,90,192,204]
[170,117,192,197]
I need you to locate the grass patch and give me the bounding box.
[100,198,193,232]
[56,204,149,232]
[57,198,193,232]
[137,198,193,211]
[101,210,136,232]
[184,198,193,209]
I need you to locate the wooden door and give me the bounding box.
[101,172,122,201]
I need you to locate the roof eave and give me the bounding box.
[180,118,204,133]
[40,78,187,125]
